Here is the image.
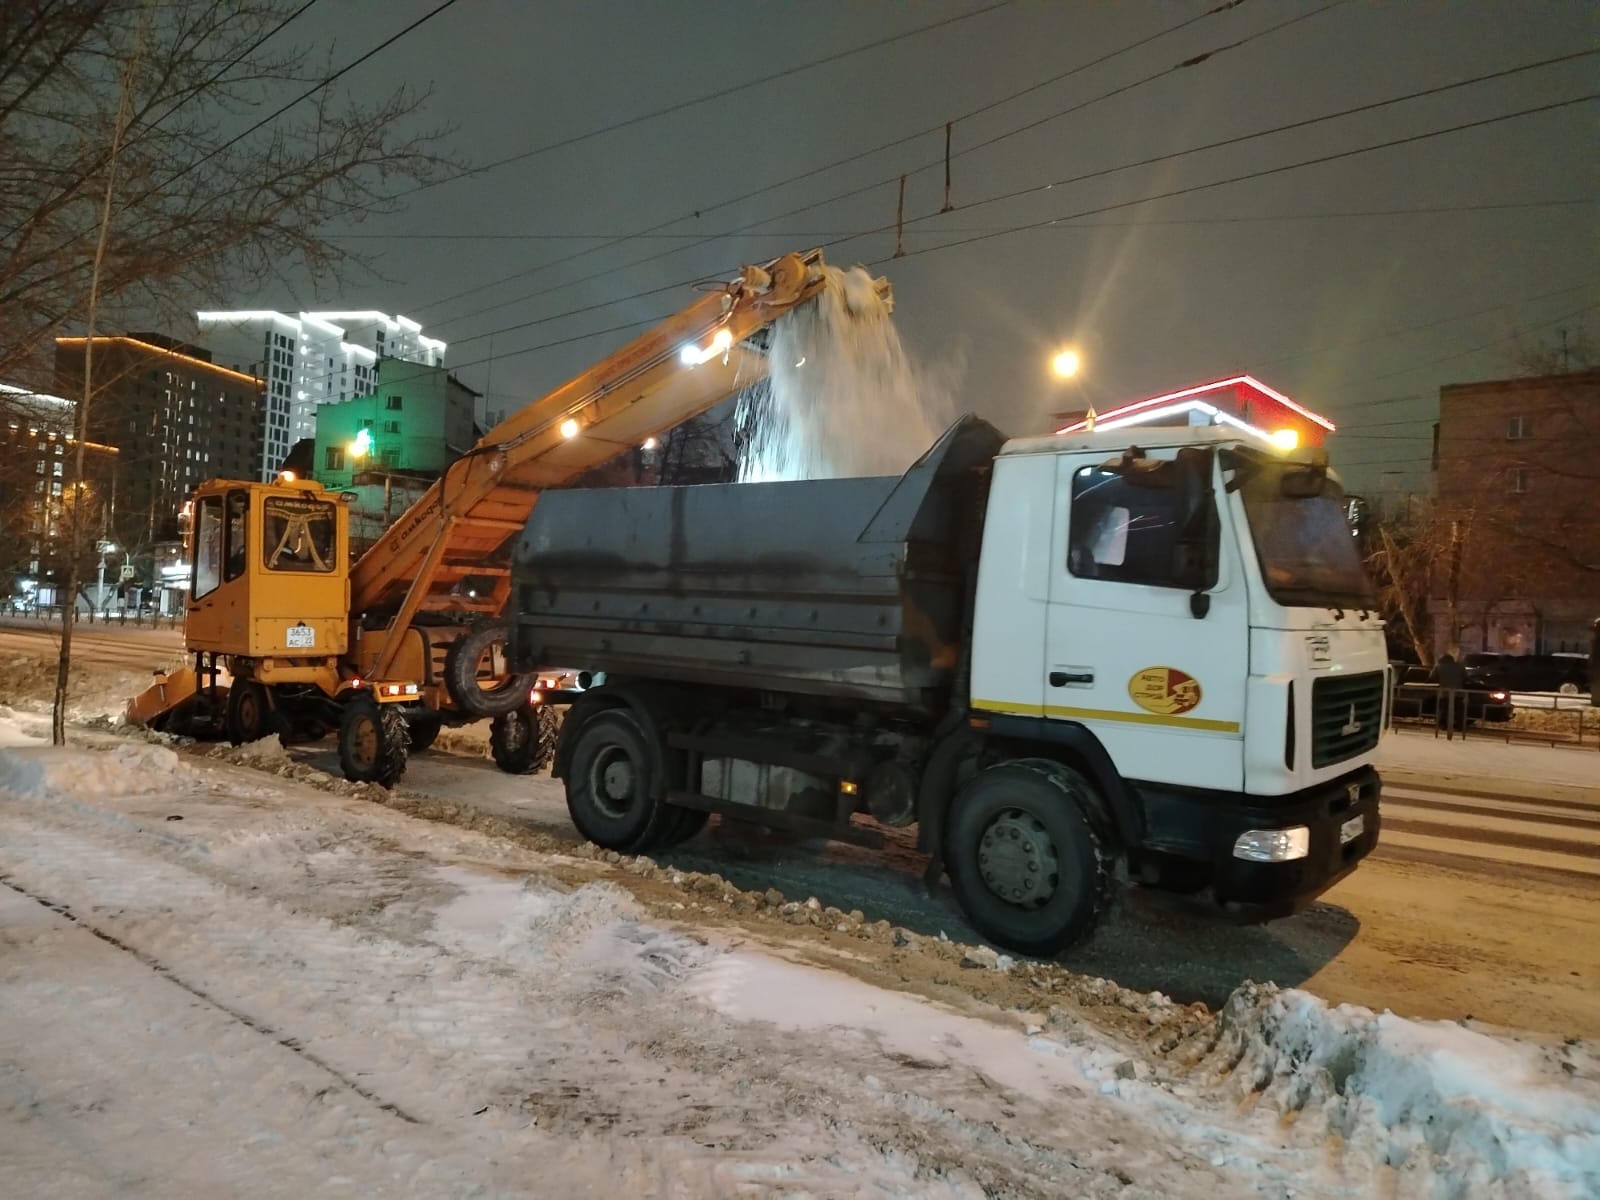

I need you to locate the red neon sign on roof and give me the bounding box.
[1054,374,1336,439]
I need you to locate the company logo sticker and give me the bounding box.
[1128,666,1202,716]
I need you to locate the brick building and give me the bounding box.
[54,334,264,548]
[0,383,120,595]
[1430,367,1599,656]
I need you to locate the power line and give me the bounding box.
[167,0,463,188]
[1250,279,1600,375]
[395,0,1016,205]
[877,92,1600,266]
[387,95,1597,395]
[145,0,323,131]
[428,84,1599,363]
[327,197,1594,240]
[417,0,1275,321]
[432,42,1591,334]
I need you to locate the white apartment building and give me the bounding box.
[196,310,446,480]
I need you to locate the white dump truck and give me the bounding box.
[511,415,1386,955]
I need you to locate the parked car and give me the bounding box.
[1391,663,1514,726]
[1464,652,1590,696]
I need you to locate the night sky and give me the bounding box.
[266,0,1595,501]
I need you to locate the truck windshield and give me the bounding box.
[1238,466,1376,610]
[262,495,336,572]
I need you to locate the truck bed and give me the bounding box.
[510,416,1004,713]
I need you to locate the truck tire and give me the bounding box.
[443,622,536,719]
[563,708,673,852]
[406,712,443,753]
[339,698,409,789]
[655,804,710,848]
[490,704,559,775]
[225,680,270,746]
[944,759,1111,958]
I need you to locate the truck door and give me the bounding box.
[1045,448,1248,792]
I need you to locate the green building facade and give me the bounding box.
[312,359,478,491]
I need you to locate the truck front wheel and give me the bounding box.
[944,760,1111,957]
[563,708,671,851]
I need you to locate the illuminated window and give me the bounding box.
[1508,468,1529,495]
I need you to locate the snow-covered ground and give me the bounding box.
[1,712,1596,1199]
[1378,727,1598,791]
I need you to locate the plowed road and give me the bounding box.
[3,618,1595,1038]
[0,621,181,672]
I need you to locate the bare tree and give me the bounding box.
[0,0,455,740]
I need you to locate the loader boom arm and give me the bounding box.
[351,249,883,682]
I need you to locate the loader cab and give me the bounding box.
[185,477,351,659]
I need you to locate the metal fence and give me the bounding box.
[1,606,184,631]
[1389,679,1598,749]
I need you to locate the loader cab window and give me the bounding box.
[262,495,336,573]
[223,490,249,582]
[192,496,223,599]
[1067,463,1218,590]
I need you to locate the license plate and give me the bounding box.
[1340,814,1365,845]
[286,623,315,649]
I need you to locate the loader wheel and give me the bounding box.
[225,681,270,746]
[406,712,443,753]
[563,708,673,852]
[338,698,409,789]
[490,704,559,775]
[944,760,1111,958]
[442,622,537,719]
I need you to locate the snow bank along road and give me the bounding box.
[2,724,1597,1200]
[0,618,1595,1041]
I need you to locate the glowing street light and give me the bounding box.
[642,436,658,451]
[348,427,373,459]
[560,418,580,439]
[1270,428,1300,451]
[1051,348,1082,379]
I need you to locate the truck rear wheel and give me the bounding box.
[443,622,536,718]
[339,698,409,789]
[490,704,559,775]
[563,708,672,851]
[944,760,1110,957]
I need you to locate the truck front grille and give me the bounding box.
[1310,671,1384,768]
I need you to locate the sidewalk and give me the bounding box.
[1379,727,1597,800]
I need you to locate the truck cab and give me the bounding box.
[969,428,1384,921]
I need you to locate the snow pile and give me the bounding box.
[1201,983,1600,1198]
[0,742,190,800]
[227,734,290,767]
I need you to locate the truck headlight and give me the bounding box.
[1233,826,1310,862]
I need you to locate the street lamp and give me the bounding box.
[347,427,398,525]
[96,540,118,613]
[1050,348,1082,379]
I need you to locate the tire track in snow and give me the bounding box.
[0,873,421,1125]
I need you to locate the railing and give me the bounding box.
[1388,679,1598,749]
[1,605,184,630]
